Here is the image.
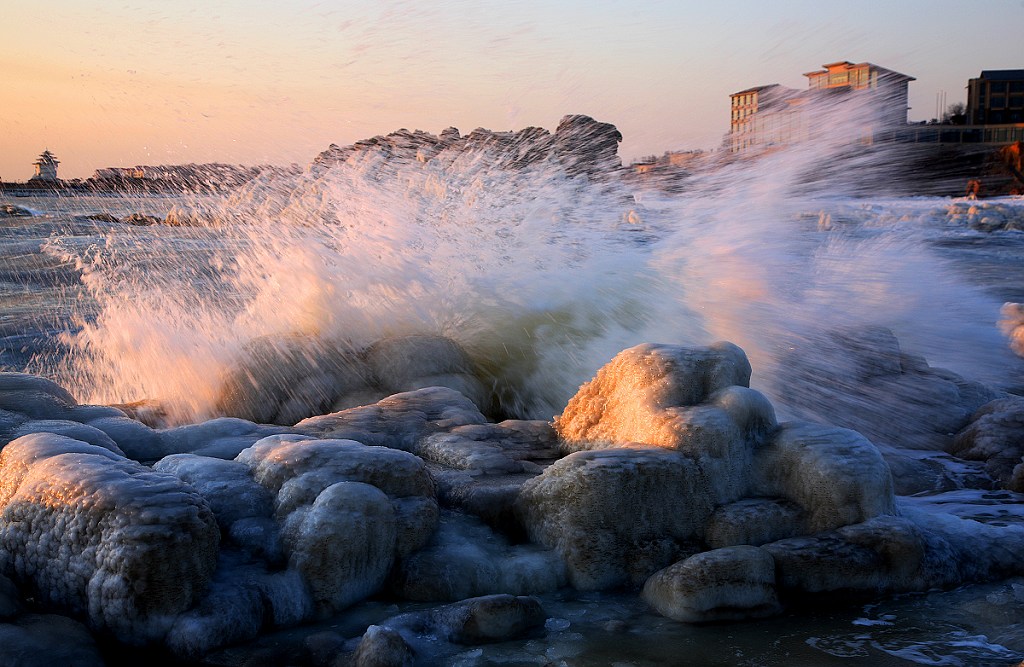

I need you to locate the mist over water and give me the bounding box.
[32,102,1024,427]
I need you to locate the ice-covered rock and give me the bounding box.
[215,334,489,425]
[287,481,397,612]
[236,436,439,613]
[0,372,78,421]
[392,511,566,601]
[363,335,488,411]
[555,342,754,450]
[522,341,897,590]
[358,594,545,654]
[1001,302,1024,357]
[703,498,805,549]
[153,454,274,529]
[352,625,415,667]
[641,546,781,622]
[752,422,896,533]
[776,326,1001,455]
[215,335,373,425]
[296,386,486,448]
[0,433,219,643]
[950,396,1024,490]
[516,447,712,590]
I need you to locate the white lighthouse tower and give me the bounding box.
[30,150,60,181]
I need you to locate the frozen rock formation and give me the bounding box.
[216,334,488,425]
[641,546,781,623]
[0,432,220,643]
[775,326,1002,493]
[392,511,566,601]
[520,342,895,590]
[950,396,1024,490]
[1000,302,1024,357]
[295,386,486,447]
[215,335,373,425]
[351,594,546,664]
[310,114,622,179]
[236,436,439,613]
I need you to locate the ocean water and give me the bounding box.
[3,138,1024,663]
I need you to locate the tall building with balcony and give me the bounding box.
[967,70,1024,125]
[728,61,915,152]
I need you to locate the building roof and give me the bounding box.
[977,70,1024,80]
[729,84,783,97]
[803,61,915,82]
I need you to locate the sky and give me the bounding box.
[2,0,1023,180]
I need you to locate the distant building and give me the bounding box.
[30,150,60,181]
[728,61,915,152]
[967,70,1024,125]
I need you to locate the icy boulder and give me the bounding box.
[555,342,774,503]
[752,423,895,533]
[520,341,896,590]
[215,335,373,426]
[775,326,1001,454]
[641,546,781,623]
[516,447,713,590]
[1001,302,1024,357]
[392,511,566,601]
[950,396,1024,490]
[295,386,487,449]
[215,334,489,426]
[236,436,439,613]
[0,433,220,643]
[363,335,488,412]
[555,342,755,449]
[351,594,545,663]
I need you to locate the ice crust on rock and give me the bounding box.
[0,433,220,643]
[554,342,755,450]
[295,386,487,448]
[950,396,1024,490]
[517,447,712,590]
[752,422,896,533]
[776,326,1003,465]
[520,341,895,589]
[353,594,546,660]
[641,546,781,622]
[215,334,488,426]
[1001,302,1024,357]
[235,436,439,614]
[393,511,567,601]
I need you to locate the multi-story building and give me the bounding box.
[967,70,1024,125]
[30,150,60,181]
[728,61,915,152]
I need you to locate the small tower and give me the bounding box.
[30,150,60,181]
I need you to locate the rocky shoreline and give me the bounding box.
[1,335,1023,665]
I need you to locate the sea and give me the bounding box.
[2,138,1024,665]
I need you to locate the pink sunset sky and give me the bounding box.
[3,0,1022,179]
